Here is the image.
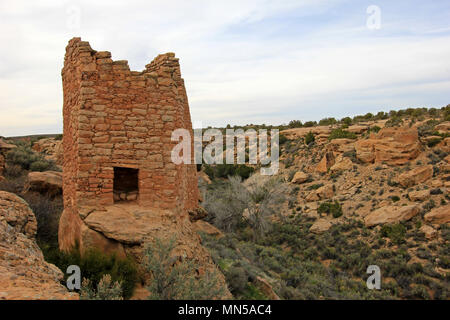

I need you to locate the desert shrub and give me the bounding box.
[328,128,356,141]
[317,201,343,218]
[380,224,406,245]
[385,116,403,128]
[29,160,52,172]
[308,183,323,190]
[6,144,56,172]
[203,164,255,180]
[303,121,317,128]
[341,117,352,126]
[224,266,248,295]
[390,195,400,202]
[427,137,442,148]
[81,274,123,300]
[0,172,27,194]
[278,134,288,145]
[3,164,24,178]
[144,237,225,300]
[319,117,337,126]
[418,119,440,137]
[43,246,138,299]
[367,126,381,134]
[288,120,303,128]
[304,132,315,145]
[21,193,63,246]
[204,175,288,239]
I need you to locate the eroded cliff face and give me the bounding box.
[0,191,77,300]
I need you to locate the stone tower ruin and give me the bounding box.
[59,37,199,251]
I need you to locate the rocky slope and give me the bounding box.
[0,191,77,300]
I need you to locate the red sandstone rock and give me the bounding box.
[32,138,63,165]
[397,165,433,188]
[316,151,335,173]
[364,205,420,227]
[424,204,450,225]
[0,191,77,300]
[25,171,62,196]
[355,127,421,165]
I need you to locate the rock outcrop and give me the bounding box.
[408,190,430,201]
[355,127,421,165]
[291,171,309,184]
[0,191,77,300]
[397,165,433,188]
[424,204,450,225]
[25,171,63,196]
[32,138,63,165]
[364,205,420,227]
[330,154,353,172]
[316,152,335,173]
[310,219,332,233]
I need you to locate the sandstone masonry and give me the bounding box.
[59,38,199,251]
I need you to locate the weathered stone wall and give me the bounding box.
[60,37,199,250]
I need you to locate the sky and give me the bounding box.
[0,0,449,136]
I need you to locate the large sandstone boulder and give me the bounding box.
[310,219,332,233]
[355,127,421,165]
[291,171,309,184]
[397,165,433,188]
[330,154,353,172]
[25,171,62,196]
[408,190,430,201]
[254,276,280,300]
[424,204,450,225]
[364,205,420,227]
[419,225,437,240]
[316,152,335,173]
[306,184,334,202]
[0,191,77,300]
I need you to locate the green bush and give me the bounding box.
[203,164,255,180]
[380,224,406,245]
[6,144,56,172]
[43,245,138,299]
[279,134,288,145]
[319,117,337,126]
[328,128,357,141]
[81,274,123,300]
[318,201,343,218]
[144,237,226,300]
[304,132,315,145]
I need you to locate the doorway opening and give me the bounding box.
[113,167,139,203]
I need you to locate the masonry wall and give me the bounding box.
[61,37,198,226]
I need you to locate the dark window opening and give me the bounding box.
[113,167,139,203]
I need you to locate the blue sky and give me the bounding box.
[0,0,449,136]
